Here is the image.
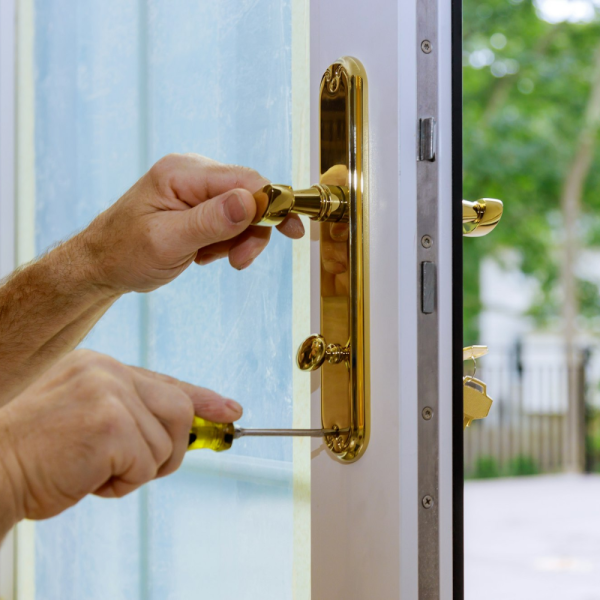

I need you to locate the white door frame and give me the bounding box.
[309,1,463,598]
[1,0,464,597]
[0,0,37,597]
[0,0,15,279]
[0,0,16,596]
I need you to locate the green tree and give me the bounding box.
[463,0,600,344]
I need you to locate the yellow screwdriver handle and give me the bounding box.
[188,416,235,452]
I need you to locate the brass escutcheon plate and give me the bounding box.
[319,57,369,462]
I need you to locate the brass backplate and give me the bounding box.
[319,57,369,463]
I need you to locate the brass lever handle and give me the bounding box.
[252,184,349,226]
[462,198,503,237]
[296,334,349,372]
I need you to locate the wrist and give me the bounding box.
[45,233,123,301]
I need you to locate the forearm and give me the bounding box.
[0,235,120,404]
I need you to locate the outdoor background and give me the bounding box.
[463,0,600,597]
[464,0,600,477]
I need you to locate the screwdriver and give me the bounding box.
[188,416,342,452]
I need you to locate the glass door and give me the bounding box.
[27,1,303,598]
[5,0,464,597]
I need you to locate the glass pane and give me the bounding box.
[33,1,294,598]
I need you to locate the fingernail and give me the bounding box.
[197,253,218,266]
[224,192,248,224]
[236,258,254,271]
[225,399,243,414]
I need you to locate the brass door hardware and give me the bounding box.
[463,377,493,429]
[462,198,503,237]
[463,345,494,429]
[463,345,488,362]
[462,197,503,429]
[297,334,349,371]
[253,184,348,224]
[253,57,369,463]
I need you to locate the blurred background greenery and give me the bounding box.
[463,0,600,344]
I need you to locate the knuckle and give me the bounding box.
[95,394,128,436]
[228,164,265,189]
[65,357,130,399]
[69,348,100,368]
[172,393,194,426]
[183,152,209,163]
[149,153,182,184]
[68,349,119,374]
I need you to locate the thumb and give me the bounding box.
[180,188,258,249]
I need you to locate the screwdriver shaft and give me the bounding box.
[234,428,339,439]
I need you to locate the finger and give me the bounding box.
[129,366,243,423]
[195,226,271,269]
[194,240,233,266]
[130,373,193,477]
[195,227,272,270]
[228,226,271,270]
[153,154,269,207]
[119,387,175,469]
[195,218,301,268]
[179,188,257,250]
[94,423,158,499]
[276,214,305,239]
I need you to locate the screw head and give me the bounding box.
[421,40,432,54]
[422,495,434,509]
[422,407,433,420]
[421,235,433,248]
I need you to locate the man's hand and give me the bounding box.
[80,153,304,293]
[0,349,241,531]
[0,154,304,402]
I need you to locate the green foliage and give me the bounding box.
[507,454,539,476]
[467,453,539,478]
[463,0,600,343]
[471,455,501,478]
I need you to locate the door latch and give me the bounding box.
[462,345,494,429]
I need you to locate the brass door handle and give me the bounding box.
[252,184,349,225]
[251,57,370,463]
[462,198,503,237]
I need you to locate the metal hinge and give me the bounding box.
[417,117,436,162]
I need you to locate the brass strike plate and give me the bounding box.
[318,57,369,463]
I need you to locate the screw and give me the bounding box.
[421,40,432,54]
[422,407,433,420]
[421,235,433,248]
[422,495,434,509]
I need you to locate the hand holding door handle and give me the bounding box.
[252,183,349,225]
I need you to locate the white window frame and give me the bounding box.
[0,0,37,597]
